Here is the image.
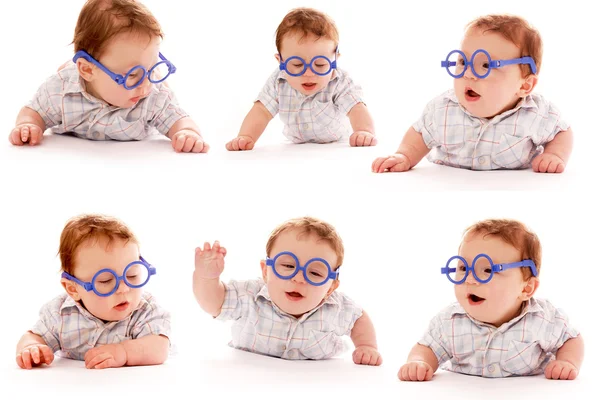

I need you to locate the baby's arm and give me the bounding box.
[398,344,439,381]
[9,107,46,146]
[167,116,209,153]
[348,103,377,147]
[15,331,55,369]
[193,241,227,317]
[532,128,573,173]
[226,102,273,151]
[545,335,584,380]
[84,335,169,369]
[372,127,430,173]
[350,311,382,366]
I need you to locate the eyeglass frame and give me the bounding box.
[61,256,156,297]
[441,49,537,79]
[265,251,339,286]
[278,46,339,77]
[440,253,538,285]
[72,50,177,90]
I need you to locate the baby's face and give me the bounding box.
[62,238,143,321]
[453,28,533,119]
[261,229,339,317]
[84,32,160,108]
[454,233,535,327]
[277,32,337,96]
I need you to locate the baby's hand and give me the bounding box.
[9,123,44,146]
[398,361,434,381]
[195,241,227,280]
[84,343,127,369]
[372,153,411,173]
[350,131,377,147]
[171,129,209,153]
[226,136,255,151]
[16,344,54,369]
[352,345,382,366]
[532,152,565,173]
[544,360,578,380]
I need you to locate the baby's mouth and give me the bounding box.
[468,294,486,305]
[114,301,130,310]
[302,83,317,90]
[285,291,304,301]
[465,88,481,99]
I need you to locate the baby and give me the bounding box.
[193,217,382,365]
[399,219,583,381]
[9,0,208,153]
[373,15,572,173]
[15,214,171,369]
[226,8,376,151]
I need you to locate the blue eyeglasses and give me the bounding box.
[279,47,339,77]
[61,256,156,297]
[266,251,339,286]
[441,49,537,79]
[72,50,177,90]
[441,253,538,285]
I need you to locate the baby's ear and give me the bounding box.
[519,74,538,97]
[76,59,95,82]
[274,53,281,63]
[260,259,268,282]
[519,277,540,301]
[61,278,81,301]
[326,279,340,297]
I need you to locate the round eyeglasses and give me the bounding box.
[266,251,339,286]
[441,253,538,285]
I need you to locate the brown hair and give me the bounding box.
[266,217,344,268]
[275,8,339,53]
[466,14,543,76]
[463,219,541,279]
[59,214,138,275]
[73,0,163,59]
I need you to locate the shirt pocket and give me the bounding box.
[491,132,536,169]
[500,340,544,376]
[299,330,344,360]
[103,116,148,141]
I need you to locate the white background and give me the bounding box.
[0,0,597,399]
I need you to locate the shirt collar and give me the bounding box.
[255,281,340,320]
[445,89,539,120]
[60,293,147,324]
[450,298,544,329]
[59,63,121,107]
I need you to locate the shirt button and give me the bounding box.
[478,156,486,165]
[488,365,495,373]
[303,123,309,130]
[282,345,286,351]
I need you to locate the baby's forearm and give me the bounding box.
[544,128,573,163]
[16,332,47,352]
[350,311,378,349]
[396,127,430,168]
[16,107,45,130]
[122,335,169,366]
[348,103,375,134]
[556,335,584,370]
[167,116,202,138]
[406,344,439,372]
[192,274,225,317]
[237,101,272,142]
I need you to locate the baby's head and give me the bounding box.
[452,219,541,327]
[452,15,542,119]
[72,0,164,108]
[59,214,148,322]
[260,217,344,317]
[275,8,339,95]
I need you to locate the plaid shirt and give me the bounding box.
[418,298,579,378]
[413,90,570,170]
[31,292,171,361]
[25,64,188,141]
[216,279,363,360]
[256,68,364,144]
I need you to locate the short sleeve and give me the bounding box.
[146,84,189,135]
[25,74,64,129]
[255,70,280,117]
[531,98,570,146]
[412,97,439,149]
[30,299,63,353]
[130,294,172,339]
[544,305,580,354]
[215,279,262,321]
[331,72,364,115]
[417,313,452,365]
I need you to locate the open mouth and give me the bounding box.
[114,301,130,310]
[285,291,304,301]
[468,294,485,305]
[302,83,317,90]
[465,88,481,100]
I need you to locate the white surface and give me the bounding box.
[0,0,597,399]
